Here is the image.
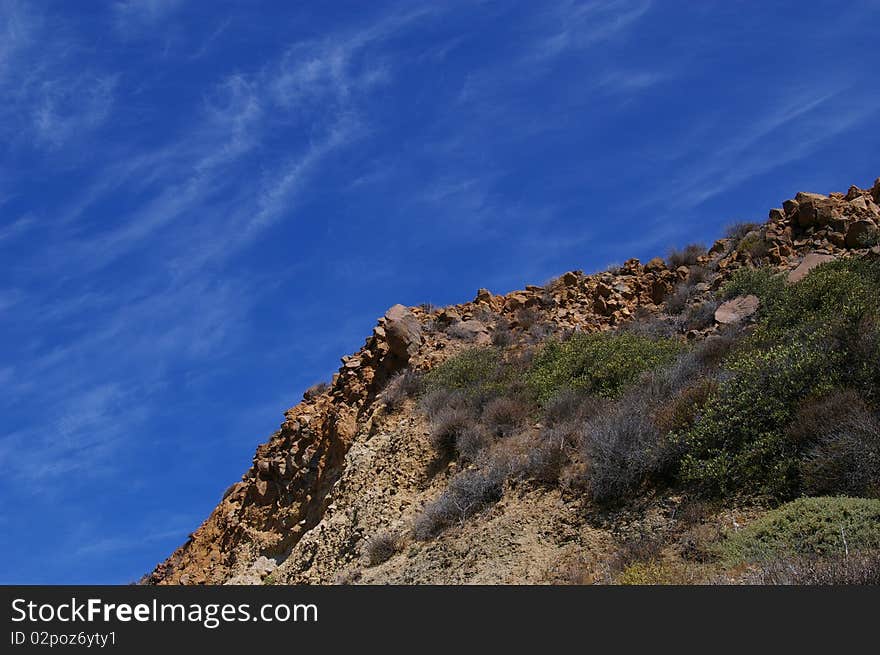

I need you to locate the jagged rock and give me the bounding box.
[714,295,759,324]
[709,239,728,255]
[475,288,493,303]
[384,304,422,360]
[783,198,799,216]
[788,253,836,283]
[614,283,635,299]
[560,271,579,287]
[645,257,666,272]
[768,208,786,221]
[595,282,613,298]
[845,220,879,249]
[505,292,529,310]
[649,278,670,304]
[796,192,838,228]
[848,196,870,211]
[437,307,462,324]
[828,232,847,248]
[872,178,880,203]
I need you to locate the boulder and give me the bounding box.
[709,239,728,255]
[848,196,870,211]
[796,192,837,228]
[788,253,835,283]
[449,320,490,345]
[768,208,786,222]
[384,304,422,360]
[560,271,579,287]
[845,185,863,201]
[845,220,879,249]
[714,295,759,324]
[505,292,530,311]
[872,177,880,203]
[437,307,462,324]
[645,257,666,272]
[595,282,613,298]
[650,278,671,304]
[475,288,493,303]
[782,198,799,216]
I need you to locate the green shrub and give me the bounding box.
[677,258,880,498]
[422,347,506,398]
[719,266,785,301]
[528,332,682,403]
[756,257,880,342]
[674,334,842,497]
[721,497,880,564]
[855,226,880,248]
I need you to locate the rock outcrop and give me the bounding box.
[146,178,880,585]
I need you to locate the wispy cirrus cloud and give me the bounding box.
[33,74,118,149]
[640,83,880,211]
[0,4,441,495]
[532,0,653,61]
[0,1,117,151]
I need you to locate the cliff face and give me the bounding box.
[147,179,880,585]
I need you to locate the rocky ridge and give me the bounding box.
[146,179,880,585]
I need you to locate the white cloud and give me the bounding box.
[640,84,878,211]
[532,0,653,60]
[0,2,117,150]
[33,74,117,149]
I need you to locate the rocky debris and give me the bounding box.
[788,253,836,283]
[714,295,760,324]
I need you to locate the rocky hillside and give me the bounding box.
[147,179,880,585]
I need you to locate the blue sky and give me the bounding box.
[1,0,879,584]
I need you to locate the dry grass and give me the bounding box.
[364,531,401,566]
